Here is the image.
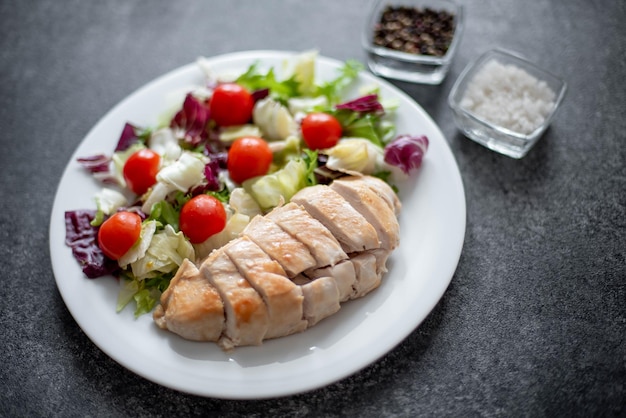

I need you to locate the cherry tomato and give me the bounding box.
[301,112,342,150]
[209,83,254,127]
[227,136,273,184]
[179,194,227,244]
[123,148,160,195]
[97,211,142,260]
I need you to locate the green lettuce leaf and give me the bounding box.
[236,63,301,103]
[149,200,180,231]
[129,224,195,280]
[243,157,310,210]
[315,60,363,104]
[117,274,172,317]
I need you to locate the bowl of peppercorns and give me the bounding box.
[363,0,463,84]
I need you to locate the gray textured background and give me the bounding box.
[1,0,624,416]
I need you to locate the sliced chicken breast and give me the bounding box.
[351,252,382,298]
[351,175,402,215]
[305,260,356,302]
[224,236,308,340]
[153,175,402,349]
[368,248,391,276]
[300,276,341,327]
[153,259,224,342]
[290,185,380,253]
[200,248,269,350]
[243,214,317,277]
[331,178,400,250]
[266,202,347,268]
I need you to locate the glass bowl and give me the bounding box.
[362,0,463,84]
[448,49,567,158]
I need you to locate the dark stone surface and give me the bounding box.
[1,0,624,416]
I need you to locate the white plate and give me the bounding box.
[49,50,466,399]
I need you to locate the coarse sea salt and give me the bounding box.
[460,60,556,135]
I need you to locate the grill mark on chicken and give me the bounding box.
[265,202,348,268]
[223,236,308,339]
[330,179,400,250]
[243,214,317,277]
[290,185,380,253]
[153,259,224,341]
[200,247,269,350]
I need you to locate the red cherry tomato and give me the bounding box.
[123,148,160,195]
[301,112,342,150]
[97,211,142,260]
[209,83,254,127]
[227,136,273,184]
[179,194,227,244]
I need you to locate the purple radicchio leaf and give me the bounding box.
[336,94,385,116]
[170,93,210,146]
[115,122,142,152]
[252,88,270,103]
[384,134,429,175]
[203,126,228,156]
[203,159,222,192]
[76,154,118,185]
[207,151,228,169]
[120,205,148,221]
[64,210,119,279]
[77,154,110,173]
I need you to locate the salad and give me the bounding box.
[64,51,429,317]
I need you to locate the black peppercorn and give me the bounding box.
[372,5,456,57]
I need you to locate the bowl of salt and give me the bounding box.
[448,48,567,158]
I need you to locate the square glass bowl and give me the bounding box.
[362,0,463,84]
[448,49,567,158]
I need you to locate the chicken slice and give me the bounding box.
[266,202,348,268]
[300,276,341,327]
[224,236,308,340]
[243,214,317,277]
[290,185,380,253]
[352,175,402,215]
[331,178,400,250]
[305,260,356,302]
[153,259,224,342]
[351,252,382,298]
[200,248,269,350]
[369,248,391,276]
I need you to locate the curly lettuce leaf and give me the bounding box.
[129,224,195,280]
[118,220,158,267]
[236,63,301,103]
[243,157,312,210]
[116,274,171,317]
[315,59,363,104]
[324,138,383,175]
[148,200,180,231]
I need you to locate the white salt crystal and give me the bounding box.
[460,60,556,134]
